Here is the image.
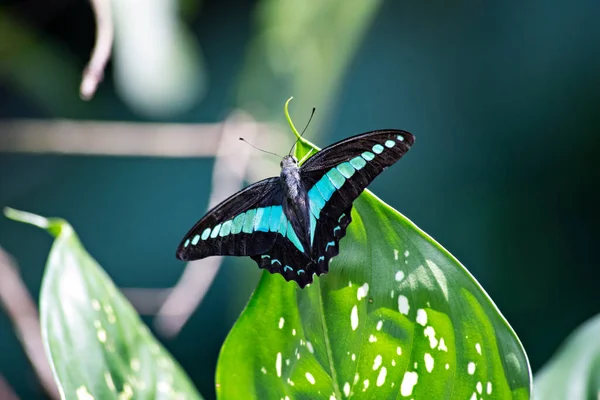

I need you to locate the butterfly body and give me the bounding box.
[176,129,415,288]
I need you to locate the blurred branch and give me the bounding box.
[153,110,262,337]
[0,375,19,400]
[0,248,59,400]
[0,119,275,157]
[80,0,114,100]
[120,288,171,316]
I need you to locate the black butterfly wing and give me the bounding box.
[300,129,414,270]
[176,177,285,260]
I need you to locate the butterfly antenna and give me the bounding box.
[239,138,282,158]
[288,107,316,156]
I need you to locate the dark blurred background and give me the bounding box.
[1,0,599,398]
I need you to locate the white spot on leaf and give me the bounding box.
[404,250,410,257]
[357,283,369,301]
[416,309,427,326]
[97,329,107,343]
[369,335,377,343]
[424,326,438,349]
[376,320,383,331]
[305,372,315,384]
[394,249,399,260]
[292,329,296,336]
[397,346,402,355]
[343,382,350,397]
[424,353,434,372]
[476,381,482,394]
[400,371,418,396]
[398,295,410,315]
[279,317,285,329]
[276,353,282,377]
[351,353,356,361]
[438,337,448,352]
[104,372,116,391]
[468,362,476,375]
[362,379,369,391]
[351,305,359,331]
[373,355,382,370]
[261,367,267,374]
[395,271,405,282]
[76,385,95,400]
[475,343,482,355]
[487,382,492,394]
[376,367,387,387]
[307,341,314,354]
[130,359,140,372]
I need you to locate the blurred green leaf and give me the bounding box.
[533,314,600,400]
[4,207,202,400]
[215,134,531,399]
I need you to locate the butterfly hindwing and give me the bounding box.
[176,177,284,260]
[251,235,315,287]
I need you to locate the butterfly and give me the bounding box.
[176,129,415,288]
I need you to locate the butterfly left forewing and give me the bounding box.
[176,177,284,260]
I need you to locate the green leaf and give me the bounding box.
[215,134,531,399]
[533,314,600,400]
[4,207,202,400]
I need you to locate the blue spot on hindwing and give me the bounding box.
[325,241,335,251]
[333,226,340,234]
[318,256,324,262]
[310,214,317,245]
[271,259,281,266]
[278,211,287,236]
[284,266,293,272]
[338,213,346,222]
[373,144,384,154]
[385,140,395,148]
[286,221,305,252]
[397,135,405,142]
[261,254,270,259]
[297,269,305,275]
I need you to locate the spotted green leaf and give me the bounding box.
[4,207,202,400]
[215,132,532,399]
[533,314,600,400]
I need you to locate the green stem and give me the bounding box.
[284,96,301,139]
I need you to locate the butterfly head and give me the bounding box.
[280,155,298,169]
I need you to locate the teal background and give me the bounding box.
[1,0,600,398]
